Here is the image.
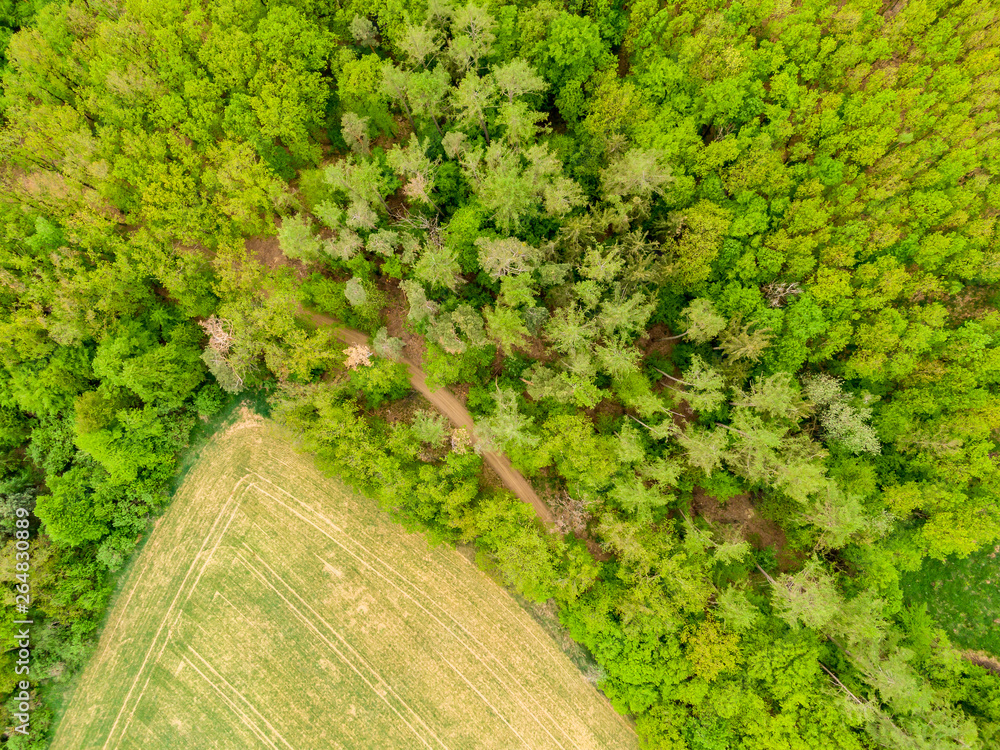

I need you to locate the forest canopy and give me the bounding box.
[1,0,1000,747]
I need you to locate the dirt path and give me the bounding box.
[304,309,557,530]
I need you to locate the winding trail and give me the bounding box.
[303,309,557,530]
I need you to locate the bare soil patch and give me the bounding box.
[380,279,431,367]
[449,381,471,406]
[964,650,1000,676]
[244,231,309,280]
[692,487,800,570]
[637,323,676,361]
[514,333,557,365]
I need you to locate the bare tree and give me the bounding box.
[762,281,803,308]
[344,343,374,370]
[199,315,235,355]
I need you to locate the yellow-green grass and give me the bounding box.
[901,542,1000,657]
[51,410,637,750]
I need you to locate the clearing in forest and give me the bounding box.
[51,410,637,750]
[902,543,1000,657]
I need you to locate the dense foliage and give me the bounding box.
[1,0,1000,747]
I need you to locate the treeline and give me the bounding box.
[1,0,1000,747]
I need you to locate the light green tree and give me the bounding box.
[453,71,497,142]
[341,112,370,155]
[278,214,323,262]
[484,304,529,355]
[415,242,462,291]
[350,17,378,49]
[475,236,541,278]
[400,24,441,69]
[601,148,673,201]
[476,385,539,453]
[411,410,449,446]
[447,3,496,73]
[678,298,727,343]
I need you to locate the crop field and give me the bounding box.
[51,410,637,750]
[902,543,1000,656]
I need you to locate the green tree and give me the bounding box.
[34,464,111,547]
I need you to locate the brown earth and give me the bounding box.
[691,487,801,571]
[637,323,676,361]
[379,278,430,366]
[245,231,309,280]
[692,488,784,548]
[514,332,557,365]
[964,650,1000,676]
[586,398,626,425]
[641,324,699,428]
